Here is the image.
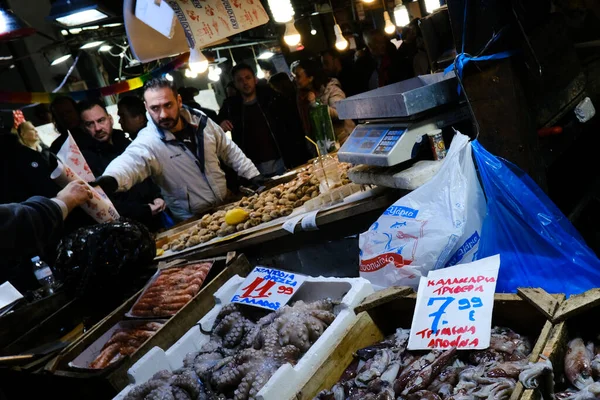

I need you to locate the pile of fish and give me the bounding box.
[314,326,553,400]
[554,337,600,399]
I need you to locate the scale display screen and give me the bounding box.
[341,125,406,155]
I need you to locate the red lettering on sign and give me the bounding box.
[239,277,276,299]
[359,253,413,272]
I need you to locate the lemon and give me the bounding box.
[156,248,165,256]
[225,208,249,225]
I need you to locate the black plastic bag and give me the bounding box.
[54,219,155,299]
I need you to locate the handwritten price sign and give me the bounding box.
[231,267,307,311]
[408,255,500,350]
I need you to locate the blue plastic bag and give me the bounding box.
[472,140,600,296]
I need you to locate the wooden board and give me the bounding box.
[46,254,253,392]
[298,287,563,400]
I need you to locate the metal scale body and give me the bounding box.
[336,72,469,187]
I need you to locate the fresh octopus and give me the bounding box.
[125,299,337,400]
[315,326,551,400]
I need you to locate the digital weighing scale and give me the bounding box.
[335,72,470,187]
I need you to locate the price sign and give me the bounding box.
[231,267,307,311]
[407,255,500,350]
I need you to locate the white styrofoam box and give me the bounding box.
[114,274,373,400]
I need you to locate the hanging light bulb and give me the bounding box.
[310,28,317,35]
[258,51,274,59]
[383,11,395,34]
[362,0,375,3]
[393,4,410,27]
[267,0,294,23]
[208,66,220,82]
[424,0,441,13]
[334,24,348,51]
[185,68,198,78]
[165,73,174,81]
[188,48,209,74]
[283,21,301,46]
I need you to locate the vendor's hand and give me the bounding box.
[220,120,234,132]
[307,91,316,104]
[149,198,166,215]
[55,180,93,213]
[89,175,118,194]
[250,174,266,187]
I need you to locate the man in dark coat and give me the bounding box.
[217,63,309,177]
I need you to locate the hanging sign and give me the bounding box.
[166,0,269,49]
[407,255,500,350]
[231,267,307,311]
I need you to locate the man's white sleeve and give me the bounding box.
[103,139,159,191]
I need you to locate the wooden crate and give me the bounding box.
[520,288,600,400]
[43,254,252,395]
[298,286,564,400]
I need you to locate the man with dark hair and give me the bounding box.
[93,77,262,221]
[117,96,147,139]
[217,63,309,177]
[321,48,359,96]
[74,99,166,230]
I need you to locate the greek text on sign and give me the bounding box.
[231,267,307,311]
[407,255,500,350]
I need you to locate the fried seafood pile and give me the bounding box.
[163,162,352,253]
[315,326,552,400]
[124,299,337,400]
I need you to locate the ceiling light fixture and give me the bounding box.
[258,50,274,60]
[165,73,173,82]
[362,0,375,3]
[328,0,347,51]
[80,40,104,49]
[393,4,410,27]
[51,54,71,66]
[188,48,209,74]
[228,48,236,67]
[98,44,112,52]
[0,7,36,41]
[102,22,122,28]
[184,68,198,79]
[267,0,294,23]
[48,1,111,27]
[69,27,82,34]
[283,21,301,46]
[424,0,441,14]
[60,29,68,35]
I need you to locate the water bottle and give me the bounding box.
[31,256,57,295]
[309,98,340,156]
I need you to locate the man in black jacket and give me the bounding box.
[217,64,309,177]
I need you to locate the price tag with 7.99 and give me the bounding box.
[230,267,307,311]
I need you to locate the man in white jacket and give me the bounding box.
[92,78,262,221]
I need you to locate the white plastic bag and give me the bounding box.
[358,132,486,289]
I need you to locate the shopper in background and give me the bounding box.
[49,95,93,153]
[77,99,166,230]
[93,78,263,221]
[291,59,355,145]
[217,64,309,177]
[268,72,297,102]
[17,121,43,151]
[225,81,238,99]
[321,48,359,97]
[359,29,411,91]
[117,96,148,140]
[179,86,219,121]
